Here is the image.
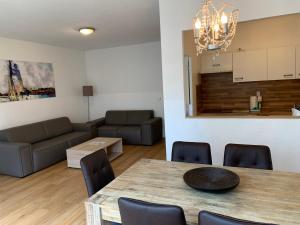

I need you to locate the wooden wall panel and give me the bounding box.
[197,72,300,114]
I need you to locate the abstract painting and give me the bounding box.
[0,59,55,103]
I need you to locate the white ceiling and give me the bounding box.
[0,0,161,50]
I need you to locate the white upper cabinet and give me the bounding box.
[268,46,296,80]
[296,46,300,79]
[200,53,232,74]
[233,49,268,83]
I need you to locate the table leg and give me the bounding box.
[85,201,111,225]
[107,140,123,161]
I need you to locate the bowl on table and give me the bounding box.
[183,167,240,193]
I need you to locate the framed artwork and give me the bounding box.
[0,59,55,103]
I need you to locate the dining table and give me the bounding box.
[85,159,300,225]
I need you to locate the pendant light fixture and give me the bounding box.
[193,0,239,55]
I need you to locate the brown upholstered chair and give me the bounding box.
[118,197,187,225]
[223,144,273,170]
[80,149,115,197]
[172,141,212,164]
[198,211,277,225]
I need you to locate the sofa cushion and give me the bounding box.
[43,117,73,138]
[126,110,153,125]
[105,111,127,125]
[98,126,121,137]
[2,122,47,144]
[32,137,69,171]
[59,132,91,147]
[118,126,142,145]
[31,131,91,171]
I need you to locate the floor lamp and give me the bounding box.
[83,86,93,121]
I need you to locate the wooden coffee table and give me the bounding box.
[66,137,123,168]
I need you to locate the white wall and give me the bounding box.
[0,37,87,129]
[159,0,300,172]
[85,42,164,119]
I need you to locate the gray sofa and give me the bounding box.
[89,110,162,145]
[0,117,92,178]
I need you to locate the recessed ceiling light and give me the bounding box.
[79,27,95,36]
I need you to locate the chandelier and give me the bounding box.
[193,0,239,55]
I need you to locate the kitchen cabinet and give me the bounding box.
[200,52,232,74]
[268,46,296,80]
[296,46,300,79]
[233,49,268,83]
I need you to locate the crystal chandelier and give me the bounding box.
[193,0,239,55]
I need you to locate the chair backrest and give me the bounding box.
[118,197,187,225]
[80,150,115,197]
[223,144,273,170]
[172,141,212,164]
[198,211,277,225]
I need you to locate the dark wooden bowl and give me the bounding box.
[183,167,240,193]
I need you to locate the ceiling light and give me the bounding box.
[193,0,239,54]
[79,27,95,36]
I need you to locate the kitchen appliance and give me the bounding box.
[292,106,300,116]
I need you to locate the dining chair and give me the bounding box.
[223,144,273,170]
[172,141,212,164]
[80,149,115,197]
[198,210,277,225]
[118,197,187,225]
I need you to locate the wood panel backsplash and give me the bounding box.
[197,72,300,114]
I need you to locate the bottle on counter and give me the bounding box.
[249,91,262,112]
[250,96,258,112]
[257,91,262,112]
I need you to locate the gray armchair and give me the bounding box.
[89,110,163,145]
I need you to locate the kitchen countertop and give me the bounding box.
[187,111,300,119]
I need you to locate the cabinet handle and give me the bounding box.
[212,63,221,67]
[235,77,244,81]
[283,74,293,78]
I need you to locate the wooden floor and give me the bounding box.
[0,141,166,225]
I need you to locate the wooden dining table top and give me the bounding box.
[86,159,300,225]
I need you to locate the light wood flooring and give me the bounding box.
[0,141,166,225]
